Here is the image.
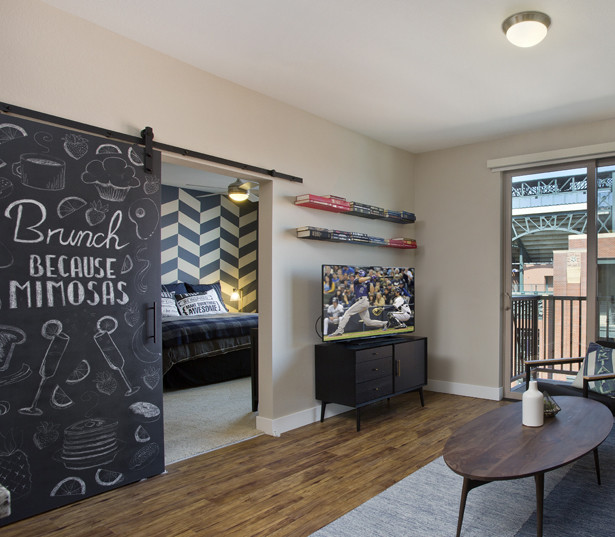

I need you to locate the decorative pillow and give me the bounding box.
[161,290,180,317]
[571,342,615,395]
[161,282,188,295]
[175,291,227,316]
[185,281,228,311]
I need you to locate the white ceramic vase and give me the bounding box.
[522,380,544,427]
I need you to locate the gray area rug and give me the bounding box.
[163,377,261,465]
[312,426,615,537]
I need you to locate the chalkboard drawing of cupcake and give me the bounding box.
[81,157,140,202]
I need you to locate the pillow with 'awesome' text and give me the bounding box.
[175,291,226,316]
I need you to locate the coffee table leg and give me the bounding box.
[456,477,485,537]
[593,448,601,485]
[534,472,544,537]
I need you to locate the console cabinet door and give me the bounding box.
[0,113,163,526]
[394,339,427,393]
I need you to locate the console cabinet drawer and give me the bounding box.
[356,376,393,404]
[356,346,392,363]
[356,357,391,382]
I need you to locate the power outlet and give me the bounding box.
[0,485,10,518]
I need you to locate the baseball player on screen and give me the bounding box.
[387,295,413,328]
[330,269,387,336]
[323,297,345,335]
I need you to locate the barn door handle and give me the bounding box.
[149,301,157,343]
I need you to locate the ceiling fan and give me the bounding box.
[188,178,259,202]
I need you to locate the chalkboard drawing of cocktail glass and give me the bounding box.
[19,320,70,416]
[0,325,26,372]
[94,316,140,397]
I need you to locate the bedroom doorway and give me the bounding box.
[159,157,262,464]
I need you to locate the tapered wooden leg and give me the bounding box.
[455,478,487,537]
[320,401,326,423]
[535,472,544,537]
[594,447,601,485]
[418,387,425,407]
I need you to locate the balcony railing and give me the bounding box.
[511,295,586,383]
[511,294,615,386]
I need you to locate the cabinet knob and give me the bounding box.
[372,368,379,372]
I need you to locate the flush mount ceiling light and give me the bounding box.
[502,11,551,48]
[227,179,250,202]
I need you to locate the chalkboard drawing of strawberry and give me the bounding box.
[62,133,88,160]
[142,366,160,390]
[0,430,32,500]
[33,421,60,449]
[85,200,109,226]
[143,175,159,195]
[124,303,139,327]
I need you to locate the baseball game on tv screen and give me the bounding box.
[322,265,415,342]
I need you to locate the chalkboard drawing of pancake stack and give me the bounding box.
[93,316,140,397]
[54,418,120,470]
[19,320,70,417]
[81,157,140,202]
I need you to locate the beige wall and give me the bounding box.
[6,1,615,433]
[1,1,416,433]
[414,116,615,397]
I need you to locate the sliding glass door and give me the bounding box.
[597,159,615,341]
[503,161,601,398]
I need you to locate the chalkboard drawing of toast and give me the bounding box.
[93,316,140,397]
[19,321,70,416]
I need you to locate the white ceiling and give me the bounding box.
[42,0,615,154]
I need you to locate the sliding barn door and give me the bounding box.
[0,113,163,526]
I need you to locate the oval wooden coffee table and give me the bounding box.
[443,396,613,537]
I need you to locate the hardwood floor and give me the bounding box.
[2,392,507,537]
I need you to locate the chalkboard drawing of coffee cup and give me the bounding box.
[93,316,140,397]
[19,320,70,416]
[12,153,66,191]
[0,325,26,372]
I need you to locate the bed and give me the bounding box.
[160,282,258,390]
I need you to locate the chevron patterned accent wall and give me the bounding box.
[161,185,258,313]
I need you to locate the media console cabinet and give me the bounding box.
[315,335,427,431]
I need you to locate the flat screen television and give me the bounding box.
[322,265,415,342]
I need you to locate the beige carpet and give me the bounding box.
[163,377,261,465]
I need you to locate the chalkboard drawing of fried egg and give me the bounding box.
[128,198,159,240]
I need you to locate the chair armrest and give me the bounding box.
[524,357,584,389]
[525,357,584,367]
[582,372,615,397]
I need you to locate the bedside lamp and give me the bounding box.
[230,288,242,312]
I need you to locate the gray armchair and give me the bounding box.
[524,340,615,415]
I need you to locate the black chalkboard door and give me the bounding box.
[0,113,163,526]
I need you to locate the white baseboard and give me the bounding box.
[256,403,351,437]
[256,381,503,436]
[426,380,503,401]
